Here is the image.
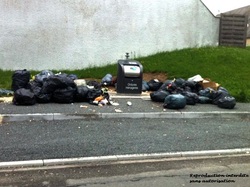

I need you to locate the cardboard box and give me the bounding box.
[201,78,220,90]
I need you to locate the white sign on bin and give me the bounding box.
[124,65,140,77]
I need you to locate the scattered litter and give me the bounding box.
[92,100,99,105]
[115,109,123,113]
[86,85,94,89]
[127,101,132,106]
[74,79,87,86]
[100,99,109,105]
[94,96,104,102]
[80,105,88,108]
[187,74,203,82]
[110,101,119,106]
[0,97,13,103]
[201,78,220,90]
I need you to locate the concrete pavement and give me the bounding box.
[0,95,250,123]
[1,153,250,187]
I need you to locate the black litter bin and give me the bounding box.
[116,60,143,94]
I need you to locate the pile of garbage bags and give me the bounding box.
[10,70,236,109]
[11,69,109,106]
[148,76,236,109]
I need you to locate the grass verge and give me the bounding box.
[0,46,249,102]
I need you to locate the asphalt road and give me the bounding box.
[0,155,249,187]
[0,118,249,162]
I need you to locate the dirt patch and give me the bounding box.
[142,72,167,82]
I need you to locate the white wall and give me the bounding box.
[0,0,219,70]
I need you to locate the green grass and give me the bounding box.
[137,46,250,102]
[0,69,13,90]
[1,46,250,102]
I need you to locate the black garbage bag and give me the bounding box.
[198,96,212,104]
[185,81,203,94]
[29,79,43,87]
[29,80,52,103]
[13,88,36,105]
[102,91,110,100]
[159,80,173,91]
[52,87,76,103]
[174,78,186,88]
[185,80,196,89]
[41,74,76,94]
[150,90,170,102]
[181,91,199,105]
[198,87,216,99]
[217,87,229,94]
[101,74,112,86]
[87,80,102,89]
[217,96,236,109]
[11,69,31,91]
[212,88,230,105]
[163,94,186,109]
[111,76,117,86]
[86,88,102,102]
[171,86,184,94]
[165,81,179,93]
[35,70,54,84]
[36,92,52,103]
[67,74,78,80]
[184,86,192,92]
[142,80,150,92]
[75,86,89,102]
[29,80,42,93]
[147,79,163,91]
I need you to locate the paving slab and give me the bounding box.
[0,97,249,114]
[0,96,250,122]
